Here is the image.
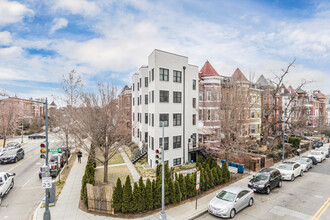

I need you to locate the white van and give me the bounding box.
[318,146,330,158]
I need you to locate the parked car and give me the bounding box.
[277,161,303,181]
[248,168,282,194]
[0,148,24,164]
[295,157,312,171]
[318,146,330,158]
[302,156,318,165]
[208,186,254,218]
[308,150,326,163]
[48,160,60,178]
[4,142,21,149]
[0,172,15,205]
[317,141,323,148]
[49,154,66,168]
[28,134,46,139]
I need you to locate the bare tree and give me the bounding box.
[51,70,84,164]
[259,59,311,149]
[70,83,130,183]
[0,99,24,147]
[210,78,251,162]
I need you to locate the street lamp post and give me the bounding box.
[7,97,50,220]
[160,122,167,220]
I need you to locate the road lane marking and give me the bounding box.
[6,151,39,173]
[22,178,31,188]
[312,198,330,220]
[315,202,330,220]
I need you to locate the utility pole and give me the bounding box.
[21,118,24,143]
[44,98,50,220]
[282,108,286,162]
[160,122,167,220]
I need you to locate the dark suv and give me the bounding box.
[0,148,24,164]
[248,168,282,194]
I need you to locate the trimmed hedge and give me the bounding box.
[112,157,230,213]
[81,145,96,207]
[289,137,301,148]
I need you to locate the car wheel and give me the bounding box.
[0,196,2,206]
[278,180,282,188]
[249,198,254,206]
[266,186,271,195]
[230,209,236,218]
[14,158,17,163]
[291,174,295,181]
[300,170,303,177]
[10,180,14,189]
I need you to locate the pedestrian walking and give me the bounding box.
[78,150,82,163]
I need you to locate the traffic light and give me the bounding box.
[40,143,46,159]
[155,148,162,164]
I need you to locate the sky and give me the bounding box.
[0,0,330,100]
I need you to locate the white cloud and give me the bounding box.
[0,46,22,57]
[0,0,33,25]
[54,0,100,16]
[0,31,12,44]
[50,18,68,34]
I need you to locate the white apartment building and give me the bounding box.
[132,49,199,168]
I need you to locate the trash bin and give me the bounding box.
[237,164,245,173]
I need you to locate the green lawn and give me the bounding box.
[95,165,132,186]
[95,149,124,167]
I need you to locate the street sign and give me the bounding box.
[42,177,52,188]
[196,171,200,184]
[196,183,200,190]
[48,148,62,154]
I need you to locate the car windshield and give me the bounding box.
[296,158,307,164]
[50,156,58,162]
[277,164,293,170]
[216,190,236,202]
[311,151,321,155]
[2,151,16,156]
[6,143,16,147]
[255,173,269,181]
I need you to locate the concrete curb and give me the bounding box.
[185,209,208,220]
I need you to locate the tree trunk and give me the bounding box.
[103,161,108,183]
[3,132,6,147]
[65,132,69,165]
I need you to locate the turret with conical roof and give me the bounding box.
[199,60,220,80]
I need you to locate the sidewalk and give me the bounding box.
[34,148,313,220]
[119,147,141,182]
[34,151,88,220]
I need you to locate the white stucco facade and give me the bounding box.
[132,49,199,168]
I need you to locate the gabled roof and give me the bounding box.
[256,74,273,87]
[296,88,306,94]
[288,85,296,95]
[280,84,290,94]
[315,92,325,98]
[231,68,249,82]
[120,85,131,94]
[199,60,220,80]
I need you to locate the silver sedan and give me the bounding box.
[295,157,312,171]
[208,186,254,218]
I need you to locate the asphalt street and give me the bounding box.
[0,134,62,220]
[197,157,330,220]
